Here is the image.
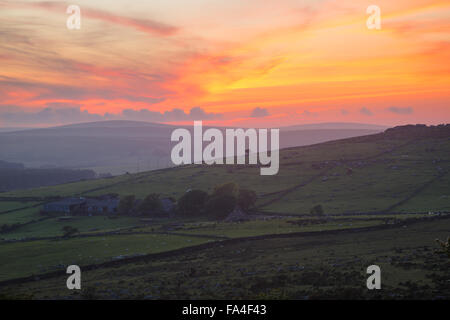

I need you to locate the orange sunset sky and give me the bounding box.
[0,0,449,127]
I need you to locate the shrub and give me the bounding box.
[62,226,78,237]
[310,204,324,216]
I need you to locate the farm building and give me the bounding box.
[43,196,119,215]
[225,207,249,222]
[43,198,86,214]
[161,198,175,213]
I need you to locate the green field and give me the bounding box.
[0,202,40,214]
[0,207,42,226]
[0,216,141,240]
[0,233,216,281]
[2,218,448,299]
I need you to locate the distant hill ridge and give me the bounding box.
[384,124,450,139]
[0,121,385,174]
[0,160,24,170]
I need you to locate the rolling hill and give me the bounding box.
[1,124,448,215]
[0,120,384,175]
[0,124,449,299]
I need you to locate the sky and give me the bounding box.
[0,0,449,127]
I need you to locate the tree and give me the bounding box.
[118,195,135,215]
[138,193,163,216]
[177,190,208,217]
[204,194,237,220]
[238,189,257,211]
[62,226,78,237]
[212,182,239,198]
[202,182,240,219]
[310,204,324,216]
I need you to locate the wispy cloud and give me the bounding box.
[122,107,222,122]
[301,110,317,117]
[387,107,413,115]
[0,105,107,125]
[4,1,178,36]
[0,0,448,126]
[250,107,269,118]
[0,106,222,126]
[360,107,373,116]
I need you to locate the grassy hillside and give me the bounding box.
[2,125,448,215]
[0,125,448,298]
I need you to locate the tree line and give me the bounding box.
[116,182,257,220]
[0,167,96,192]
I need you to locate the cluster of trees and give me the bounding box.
[116,183,256,220]
[117,195,136,215]
[177,182,257,220]
[0,167,96,192]
[113,190,324,221]
[117,194,174,217]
